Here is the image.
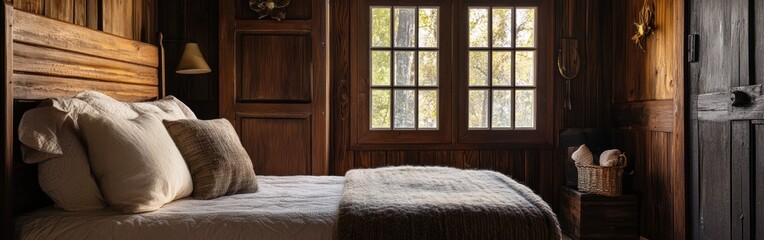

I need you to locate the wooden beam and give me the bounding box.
[13,74,158,101]
[612,100,675,132]
[698,84,764,121]
[12,9,157,68]
[13,42,157,86]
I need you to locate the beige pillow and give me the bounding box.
[79,114,193,213]
[163,119,258,200]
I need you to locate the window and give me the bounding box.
[353,0,552,147]
[467,7,536,130]
[369,7,440,130]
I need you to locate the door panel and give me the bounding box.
[751,123,764,239]
[689,0,762,239]
[240,116,312,175]
[692,0,729,94]
[239,34,313,102]
[697,121,730,239]
[755,122,764,240]
[730,121,751,240]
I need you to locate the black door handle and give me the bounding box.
[731,90,751,107]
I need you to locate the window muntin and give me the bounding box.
[467,7,536,130]
[369,6,440,130]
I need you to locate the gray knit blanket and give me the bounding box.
[336,166,561,240]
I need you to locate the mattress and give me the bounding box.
[16,176,345,240]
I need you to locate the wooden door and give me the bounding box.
[688,0,764,239]
[219,0,327,176]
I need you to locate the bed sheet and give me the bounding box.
[16,176,344,240]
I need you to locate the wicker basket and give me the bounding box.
[576,156,627,197]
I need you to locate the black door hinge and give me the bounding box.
[688,34,699,63]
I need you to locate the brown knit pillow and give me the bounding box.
[163,118,258,199]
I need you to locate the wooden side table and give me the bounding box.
[558,186,639,240]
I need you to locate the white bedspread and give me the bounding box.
[16,176,344,240]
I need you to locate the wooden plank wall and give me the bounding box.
[11,0,155,43]
[157,0,218,120]
[609,0,685,239]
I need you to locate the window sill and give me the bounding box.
[348,141,555,151]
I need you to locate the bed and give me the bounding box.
[16,176,345,240]
[0,4,560,240]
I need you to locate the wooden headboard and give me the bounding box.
[1,3,164,237]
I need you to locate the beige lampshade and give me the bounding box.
[176,43,211,74]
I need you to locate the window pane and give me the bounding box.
[394,90,416,129]
[492,51,513,86]
[418,90,438,129]
[371,90,391,129]
[492,8,513,48]
[516,90,535,128]
[492,90,512,129]
[371,51,391,86]
[418,51,438,86]
[469,51,489,86]
[371,7,391,47]
[516,8,535,48]
[394,51,415,86]
[515,51,535,86]
[418,8,438,48]
[394,7,416,48]
[468,90,489,129]
[468,8,489,48]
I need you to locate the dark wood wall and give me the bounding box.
[158,0,219,120]
[609,0,685,239]
[11,0,156,43]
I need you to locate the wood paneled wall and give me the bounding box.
[157,0,219,120]
[559,0,613,130]
[609,0,685,239]
[11,0,155,43]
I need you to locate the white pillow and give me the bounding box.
[19,102,106,211]
[79,113,193,213]
[17,92,197,212]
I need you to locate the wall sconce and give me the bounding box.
[176,43,212,74]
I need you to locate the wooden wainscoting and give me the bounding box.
[219,0,327,176]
